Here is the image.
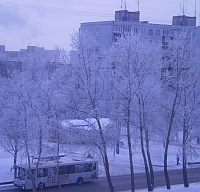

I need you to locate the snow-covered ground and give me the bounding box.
[120,183,200,192]
[1,138,200,191]
[0,146,14,182]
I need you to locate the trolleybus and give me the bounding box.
[14,158,98,190]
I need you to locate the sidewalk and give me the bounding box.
[118,182,200,192]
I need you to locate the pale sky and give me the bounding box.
[0,0,198,51]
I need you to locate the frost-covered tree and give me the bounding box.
[0,86,23,177]
[0,72,50,192]
[69,32,115,192]
[160,31,200,189]
[174,35,200,188]
[42,65,72,191]
[109,36,161,192]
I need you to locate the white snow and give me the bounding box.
[0,146,14,182]
[119,183,200,192]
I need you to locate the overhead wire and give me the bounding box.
[0,15,72,33]
[1,0,199,46]
[3,26,75,43]
[0,1,116,16]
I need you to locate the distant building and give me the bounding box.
[68,10,200,117]
[0,60,22,78]
[0,45,60,77]
[172,15,196,26]
[80,10,199,48]
[78,9,200,81]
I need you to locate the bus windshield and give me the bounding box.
[15,166,26,180]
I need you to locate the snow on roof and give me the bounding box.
[61,118,112,131]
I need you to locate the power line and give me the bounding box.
[3,26,75,43]
[0,3,114,17]
[0,1,118,14]
[0,16,70,33]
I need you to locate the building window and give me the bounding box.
[149,29,153,35]
[163,29,169,35]
[133,28,138,34]
[142,28,145,34]
[169,68,174,76]
[156,30,160,36]
[95,49,99,55]
[161,69,167,79]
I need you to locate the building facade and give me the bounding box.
[70,10,200,117]
[80,10,200,48]
[78,9,200,82]
[0,45,60,77]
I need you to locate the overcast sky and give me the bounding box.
[0,0,198,51]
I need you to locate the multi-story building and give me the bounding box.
[70,10,200,117]
[78,9,200,83]
[0,45,60,77]
[80,9,200,48]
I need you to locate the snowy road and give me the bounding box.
[2,167,200,192]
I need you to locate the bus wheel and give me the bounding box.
[76,177,83,185]
[38,182,45,189]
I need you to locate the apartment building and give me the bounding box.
[80,9,200,48]
[0,45,60,77]
[77,9,200,83]
[68,10,200,117]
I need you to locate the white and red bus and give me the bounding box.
[14,159,98,190]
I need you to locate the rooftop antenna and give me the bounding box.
[179,3,182,14]
[195,0,196,17]
[121,0,122,10]
[179,0,188,15]
[124,0,127,10]
[183,0,187,15]
[180,2,185,15]
[137,0,140,12]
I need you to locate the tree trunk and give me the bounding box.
[183,159,189,187]
[140,135,152,191]
[103,150,115,192]
[164,149,170,189]
[13,141,18,178]
[138,96,154,191]
[163,89,179,190]
[127,104,135,192]
[182,90,189,188]
[96,118,114,192]
[145,132,154,191]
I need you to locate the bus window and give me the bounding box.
[37,168,47,178]
[16,167,26,180]
[43,168,47,177]
[67,165,75,174]
[84,163,92,172]
[59,166,66,175]
[93,163,96,170]
[15,167,19,178]
[75,164,84,173]
[27,169,35,180]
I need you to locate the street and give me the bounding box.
[2,167,200,192]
